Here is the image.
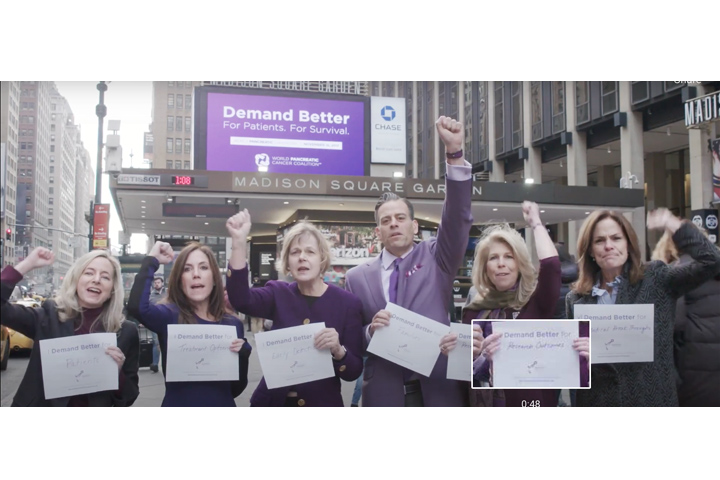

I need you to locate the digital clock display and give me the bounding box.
[172,176,195,186]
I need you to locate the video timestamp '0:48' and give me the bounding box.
[521,400,540,407]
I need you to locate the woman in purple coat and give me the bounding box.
[458,201,589,407]
[226,209,364,407]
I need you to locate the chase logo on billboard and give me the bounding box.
[381,106,396,121]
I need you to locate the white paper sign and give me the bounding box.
[166,325,239,382]
[491,321,581,388]
[39,333,118,400]
[367,303,448,377]
[574,304,654,364]
[255,322,334,389]
[446,323,473,381]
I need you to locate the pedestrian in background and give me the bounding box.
[566,208,720,406]
[147,275,166,373]
[0,248,139,407]
[226,211,364,407]
[651,228,720,407]
[128,241,251,407]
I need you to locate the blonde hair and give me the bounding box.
[277,221,331,277]
[471,224,537,309]
[54,250,125,333]
[651,231,679,264]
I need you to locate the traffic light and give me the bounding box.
[5,228,10,240]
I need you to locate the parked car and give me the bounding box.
[7,298,40,352]
[1,326,9,371]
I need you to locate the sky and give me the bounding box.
[54,81,153,254]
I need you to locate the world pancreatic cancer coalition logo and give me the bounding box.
[255,153,270,171]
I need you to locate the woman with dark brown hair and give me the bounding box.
[566,208,720,407]
[127,241,251,406]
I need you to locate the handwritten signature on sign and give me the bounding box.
[527,361,538,374]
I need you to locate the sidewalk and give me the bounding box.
[132,324,359,407]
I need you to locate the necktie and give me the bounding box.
[389,257,402,304]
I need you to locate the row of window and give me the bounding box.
[165,138,191,154]
[166,160,192,169]
[167,116,192,133]
[167,94,192,110]
[168,82,193,88]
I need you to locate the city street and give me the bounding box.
[0,325,359,407]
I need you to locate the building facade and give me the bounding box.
[369,81,720,257]
[1,81,20,267]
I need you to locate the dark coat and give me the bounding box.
[566,222,720,407]
[674,254,720,407]
[1,273,139,407]
[554,261,579,319]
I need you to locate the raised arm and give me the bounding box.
[126,241,176,332]
[523,201,558,260]
[433,116,473,274]
[227,209,252,271]
[647,208,720,297]
[0,247,55,337]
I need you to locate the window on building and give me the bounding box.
[166,138,173,153]
[49,187,54,194]
[175,160,182,169]
[49,166,54,173]
[49,208,54,215]
[185,81,192,88]
[50,145,54,152]
[184,160,190,169]
[167,115,174,131]
[185,116,191,132]
[49,197,54,205]
[495,82,505,154]
[176,116,182,131]
[26,196,31,204]
[176,94,183,109]
[576,82,590,125]
[184,139,191,154]
[48,219,53,226]
[511,82,522,150]
[531,81,542,142]
[166,160,173,168]
[168,94,174,107]
[51,103,56,111]
[51,124,55,132]
[601,81,618,115]
[175,138,182,154]
[551,81,565,135]
[185,94,191,110]
[168,81,174,87]
[51,134,55,142]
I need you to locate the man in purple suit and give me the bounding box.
[345,115,473,407]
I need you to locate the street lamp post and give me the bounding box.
[89,81,107,252]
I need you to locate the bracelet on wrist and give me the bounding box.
[445,149,463,159]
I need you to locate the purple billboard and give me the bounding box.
[203,91,367,176]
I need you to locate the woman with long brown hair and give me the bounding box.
[127,241,251,406]
[566,208,720,406]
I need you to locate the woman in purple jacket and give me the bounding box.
[226,209,364,406]
[458,201,589,407]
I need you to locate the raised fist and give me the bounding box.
[522,201,541,228]
[148,241,174,265]
[435,116,464,154]
[226,209,252,242]
[16,247,55,275]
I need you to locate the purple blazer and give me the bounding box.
[226,265,364,407]
[345,175,473,407]
[463,257,590,407]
